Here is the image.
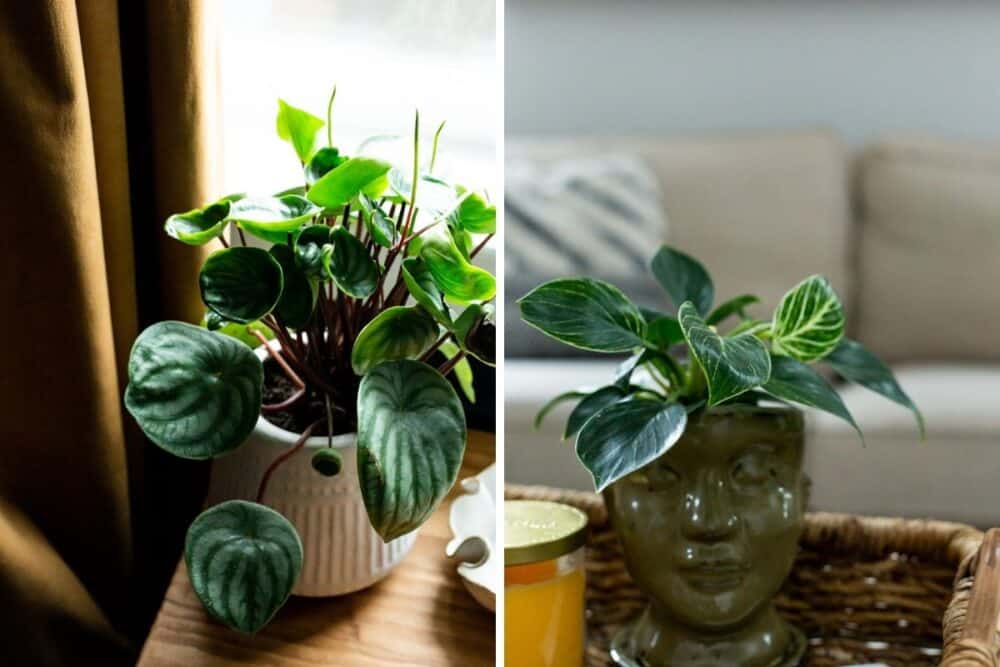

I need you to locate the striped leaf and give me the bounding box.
[125,321,262,459]
[325,226,379,298]
[576,399,687,492]
[770,275,845,362]
[679,301,771,406]
[357,360,466,541]
[518,278,646,353]
[565,385,628,439]
[351,306,440,375]
[185,500,302,634]
[199,247,284,324]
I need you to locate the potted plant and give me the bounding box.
[125,91,496,633]
[518,245,921,666]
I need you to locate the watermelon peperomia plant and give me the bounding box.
[519,245,922,492]
[124,91,495,633]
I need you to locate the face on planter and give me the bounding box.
[606,408,808,631]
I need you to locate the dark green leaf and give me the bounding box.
[306,157,391,209]
[576,399,687,491]
[518,278,645,353]
[325,227,379,298]
[304,146,346,186]
[357,360,466,541]
[565,385,627,439]
[276,99,324,163]
[165,199,231,245]
[452,303,495,366]
[419,228,495,302]
[646,315,683,348]
[294,224,331,277]
[269,245,316,329]
[228,195,320,244]
[357,194,398,247]
[651,245,714,315]
[125,321,262,459]
[678,301,771,406]
[449,189,495,234]
[826,338,924,436]
[763,354,862,440]
[185,500,301,633]
[351,306,439,375]
[401,258,450,324]
[200,247,283,323]
[534,390,588,429]
[707,294,760,326]
[440,340,475,403]
[771,275,845,362]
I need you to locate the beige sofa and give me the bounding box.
[505,131,1000,526]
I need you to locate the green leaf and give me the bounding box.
[678,301,771,406]
[294,224,332,277]
[764,355,862,440]
[304,146,346,186]
[388,170,462,218]
[651,245,714,315]
[200,313,274,349]
[125,321,262,459]
[357,194,398,247]
[269,245,316,329]
[185,500,302,633]
[306,157,392,209]
[448,189,495,234]
[357,360,466,541]
[565,385,627,439]
[419,229,495,302]
[200,247,283,323]
[165,199,231,245]
[576,399,687,492]
[401,258,450,325]
[228,195,320,244]
[770,275,845,362]
[440,340,475,403]
[518,278,645,353]
[826,338,924,436]
[645,315,683,349]
[325,226,379,298]
[534,390,588,429]
[452,304,496,366]
[707,294,760,326]
[276,99,324,163]
[351,306,439,375]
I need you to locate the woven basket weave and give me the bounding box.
[506,484,1000,667]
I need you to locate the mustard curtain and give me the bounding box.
[0,1,220,664]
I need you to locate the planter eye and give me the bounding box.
[311,448,343,477]
[185,500,302,634]
[125,321,263,459]
[357,360,466,541]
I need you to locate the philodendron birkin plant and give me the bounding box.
[519,244,923,492]
[124,91,496,633]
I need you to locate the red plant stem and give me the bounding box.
[253,330,305,390]
[256,419,323,503]
[420,333,452,362]
[438,350,466,376]
[470,233,494,259]
[218,235,230,248]
[260,387,306,413]
[237,227,248,246]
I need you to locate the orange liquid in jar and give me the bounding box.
[505,557,585,666]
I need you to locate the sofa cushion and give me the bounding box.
[857,137,1000,362]
[505,130,852,357]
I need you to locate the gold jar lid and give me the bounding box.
[504,500,588,566]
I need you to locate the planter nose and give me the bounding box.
[681,470,740,541]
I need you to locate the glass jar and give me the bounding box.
[504,500,588,667]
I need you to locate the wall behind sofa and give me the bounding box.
[506,0,1000,144]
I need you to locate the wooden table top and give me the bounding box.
[138,431,496,667]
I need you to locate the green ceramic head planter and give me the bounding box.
[519,245,922,666]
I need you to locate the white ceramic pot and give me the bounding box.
[205,344,417,597]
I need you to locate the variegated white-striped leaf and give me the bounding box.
[678,301,771,406]
[125,321,262,459]
[184,500,302,634]
[770,275,845,362]
[357,360,466,541]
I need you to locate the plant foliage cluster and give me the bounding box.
[124,91,496,633]
[519,245,922,492]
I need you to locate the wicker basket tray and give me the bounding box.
[506,484,1000,667]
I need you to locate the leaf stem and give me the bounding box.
[326,84,337,148]
[438,349,466,376]
[429,120,445,174]
[256,418,323,503]
[470,233,494,259]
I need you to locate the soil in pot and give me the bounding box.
[260,357,359,436]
